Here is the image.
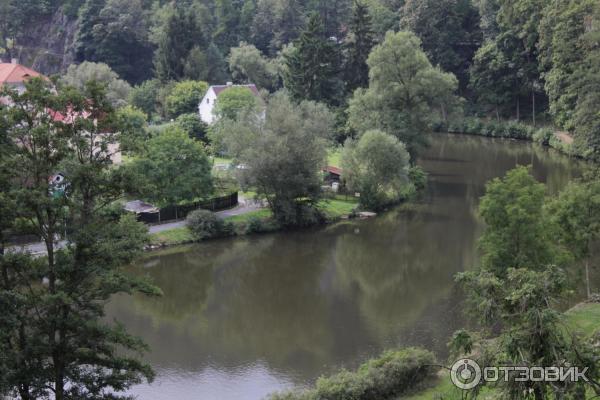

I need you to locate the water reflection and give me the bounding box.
[106,134,583,399]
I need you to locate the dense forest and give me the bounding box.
[1,0,598,157]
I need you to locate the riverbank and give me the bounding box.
[148,196,360,249]
[445,117,575,157]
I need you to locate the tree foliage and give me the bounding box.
[165,80,209,119]
[399,0,482,91]
[283,13,343,106]
[342,130,411,210]
[348,31,460,157]
[0,78,160,400]
[60,61,132,107]
[130,126,213,209]
[214,86,260,121]
[219,92,334,226]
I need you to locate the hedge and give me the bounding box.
[268,347,437,400]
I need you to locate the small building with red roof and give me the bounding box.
[0,59,46,94]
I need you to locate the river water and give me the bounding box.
[106,134,585,400]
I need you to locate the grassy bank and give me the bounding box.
[399,301,600,399]
[149,196,359,247]
[444,117,574,157]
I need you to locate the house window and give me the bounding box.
[207,98,210,104]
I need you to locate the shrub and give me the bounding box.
[533,127,554,145]
[408,166,427,190]
[176,113,209,142]
[186,209,227,240]
[267,347,437,400]
[245,216,265,234]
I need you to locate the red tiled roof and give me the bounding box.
[0,63,44,85]
[212,84,260,97]
[324,166,342,176]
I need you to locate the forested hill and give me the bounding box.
[1,0,599,157]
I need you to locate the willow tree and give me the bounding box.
[347,31,460,157]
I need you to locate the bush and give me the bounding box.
[408,165,427,190]
[245,216,265,234]
[186,209,230,240]
[176,113,209,142]
[267,348,437,400]
[533,127,554,145]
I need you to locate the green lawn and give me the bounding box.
[564,302,600,337]
[319,198,358,219]
[150,226,194,246]
[224,208,272,223]
[211,156,233,165]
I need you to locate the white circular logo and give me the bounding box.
[451,358,482,390]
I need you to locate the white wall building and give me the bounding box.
[198,82,260,125]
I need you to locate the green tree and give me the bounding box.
[129,79,160,117]
[205,42,229,83]
[455,167,596,399]
[347,31,460,157]
[176,113,209,143]
[214,86,260,121]
[0,78,160,399]
[399,0,482,91]
[222,92,334,226]
[283,13,342,105]
[228,42,279,91]
[342,130,411,210]
[213,0,243,53]
[547,173,600,298]
[165,80,209,119]
[478,166,562,276]
[469,41,516,120]
[344,0,375,91]
[75,0,154,84]
[131,126,213,213]
[116,105,149,154]
[60,61,132,107]
[154,6,206,82]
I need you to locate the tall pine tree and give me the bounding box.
[283,13,342,105]
[345,0,374,92]
[154,7,206,82]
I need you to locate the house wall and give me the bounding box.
[198,88,217,124]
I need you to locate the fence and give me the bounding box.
[137,192,238,224]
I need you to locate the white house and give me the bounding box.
[198,82,260,125]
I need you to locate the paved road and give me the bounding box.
[8,194,265,255]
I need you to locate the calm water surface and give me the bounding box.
[106,134,585,400]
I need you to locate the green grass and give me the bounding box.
[149,226,194,246]
[327,148,342,168]
[319,198,358,219]
[211,156,233,165]
[564,302,600,337]
[224,208,272,223]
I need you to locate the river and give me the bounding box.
[106,134,586,400]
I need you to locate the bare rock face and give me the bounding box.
[12,7,77,76]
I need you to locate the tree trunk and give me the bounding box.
[516,96,520,121]
[532,89,536,127]
[495,105,500,122]
[586,260,591,299]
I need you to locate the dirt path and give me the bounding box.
[555,131,574,145]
